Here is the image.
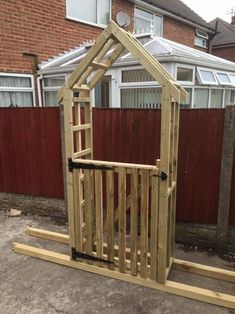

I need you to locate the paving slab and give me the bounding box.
[0,211,234,314]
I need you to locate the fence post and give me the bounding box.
[217,105,235,253]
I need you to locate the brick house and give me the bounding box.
[210,16,235,63]
[0,0,216,107]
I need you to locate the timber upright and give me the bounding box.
[13,21,235,309]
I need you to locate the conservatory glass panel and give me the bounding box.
[121,88,161,108]
[210,89,223,108]
[44,76,65,87]
[180,88,192,108]
[231,90,235,104]
[177,68,193,82]
[216,73,231,84]
[122,69,155,83]
[224,90,231,107]
[193,89,209,108]
[44,91,57,107]
[230,74,235,86]
[198,69,217,84]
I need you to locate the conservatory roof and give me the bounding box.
[39,35,235,74]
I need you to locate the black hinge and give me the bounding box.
[68,158,113,172]
[154,171,168,181]
[71,248,113,265]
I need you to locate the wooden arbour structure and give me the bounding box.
[14,21,235,309]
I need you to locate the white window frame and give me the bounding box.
[66,0,112,28]
[42,74,67,106]
[195,29,208,39]
[197,67,218,86]
[134,6,163,36]
[175,64,195,86]
[216,71,232,85]
[229,74,235,86]
[0,72,35,106]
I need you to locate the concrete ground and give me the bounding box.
[0,210,234,314]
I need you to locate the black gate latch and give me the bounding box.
[154,171,168,181]
[71,248,113,265]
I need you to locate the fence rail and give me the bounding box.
[0,107,234,225]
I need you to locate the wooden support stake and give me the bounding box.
[130,168,138,276]
[118,168,126,273]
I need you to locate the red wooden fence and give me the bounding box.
[0,107,234,225]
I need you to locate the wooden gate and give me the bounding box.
[13,21,235,309]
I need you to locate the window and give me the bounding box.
[176,66,194,84]
[43,75,66,106]
[193,88,209,108]
[210,89,223,108]
[134,7,162,36]
[197,68,218,85]
[194,29,208,48]
[216,72,231,85]
[0,73,34,107]
[95,76,111,108]
[180,88,192,108]
[122,69,155,83]
[121,87,161,108]
[66,0,111,26]
[231,90,235,104]
[229,74,235,86]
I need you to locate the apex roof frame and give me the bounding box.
[13,22,235,309]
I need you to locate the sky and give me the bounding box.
[181,0,235,23]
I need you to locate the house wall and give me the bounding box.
[0,0,133,75]
[0,0,209,76]
[211,46,235,63]
[163,16,207,51]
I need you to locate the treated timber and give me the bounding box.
[26,227,235,284]
[13,243,235,310]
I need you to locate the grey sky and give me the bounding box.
[181,0,235,23]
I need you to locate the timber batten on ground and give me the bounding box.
[13,20,234,310]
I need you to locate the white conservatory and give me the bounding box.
[38,34,235,109]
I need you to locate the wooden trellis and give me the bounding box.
[14,21,235,309]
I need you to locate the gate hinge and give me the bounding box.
[71,247,113,265]
[68,158,113,172]
[154,171,168,181]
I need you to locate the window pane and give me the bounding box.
[217,73,230,84]
[153,15,162,36]
[95,76,110,108]
[180,88,192,108]
[224,90,231,107]
[199,70,216,83]
[99,0,110,25]
[122,69,155,83]
[134,17,152,34]
[194,89,209,108]
[195,37,207,47]
[177,68,193,82]
[44,76,65,87]
[0,76,31,87]
[0,91,33,107]
[121,88,161,108]
[44,91,57,106]
[135,8,152,20]
[210,89,223,108]
[231,90,235,104]
[230,75,235,85]
[67,0,96,23]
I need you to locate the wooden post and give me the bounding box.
[217,105,235,253]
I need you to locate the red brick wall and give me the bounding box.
[0,0,134,75]
[163,16,208,51]
[211,46,235,63]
